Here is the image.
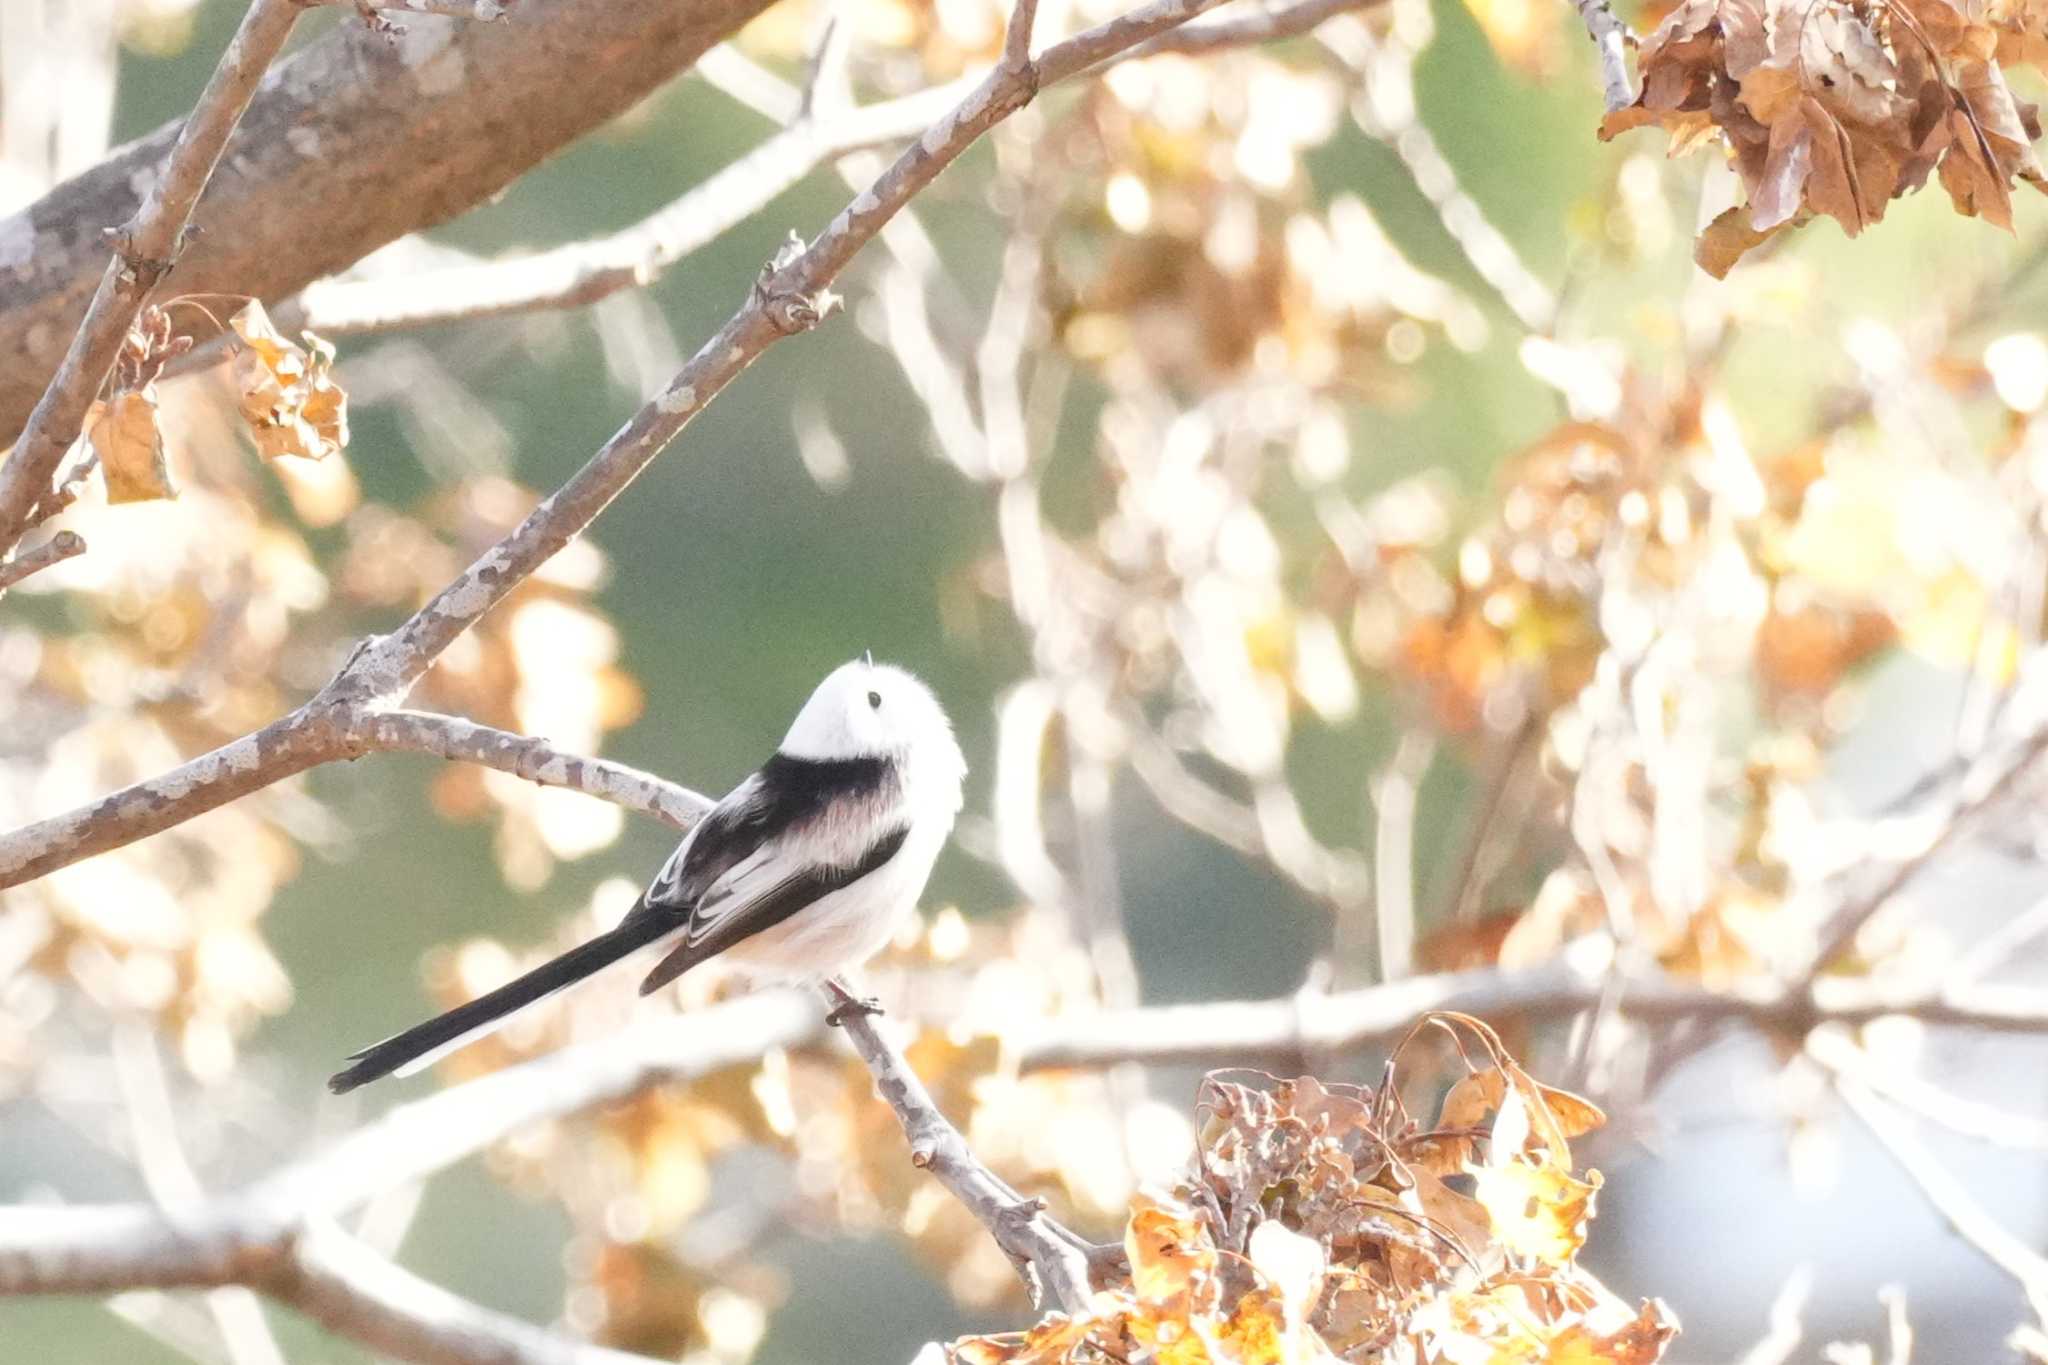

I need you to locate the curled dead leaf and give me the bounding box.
[87,387,175,503]
[230,300,350,462]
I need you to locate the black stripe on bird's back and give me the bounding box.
[642,752,902,913]
[754,752,897,830]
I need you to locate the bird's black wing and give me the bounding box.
[636,822,909,994]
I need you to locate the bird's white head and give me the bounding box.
[781,659,966,798]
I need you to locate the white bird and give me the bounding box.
[329,656,966,1093]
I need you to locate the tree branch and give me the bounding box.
[1570,0,1635,112]
[290,79,976,335]
[309,0,511,20]
[0,708,706,888]
[273,0,1385,340]
[0,0,305,559]
[1835,1075,2048,1325]
[0,0,781,449]
[1007,962,2048,1072]
[0,529,86,593]
[9,954,2047,1350]
[830,993,1098,1312]
[349,710,712,831]
[1805,722,2048,979]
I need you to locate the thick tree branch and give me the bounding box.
[0,0,305,558]
[0,0,780,450]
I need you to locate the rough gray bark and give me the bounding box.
[0,0,777,448]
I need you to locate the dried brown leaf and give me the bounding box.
[88,388,175,504]
[230,300,350,462]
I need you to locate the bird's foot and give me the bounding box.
[823,979,885,1028]
[825,993,885,1027]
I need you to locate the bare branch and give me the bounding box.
[349,710,712,831]
[828,984,1097,1311]
[286,0,1385,340]
[1368,730,1434,981]
[0,1204,661,1365]
[0,713,335,887]
[1946,888,2048,987]
[1571,0,1636,112]
[1130,0,1366,53]
[1734,1265,1813,1365]
[1806,723,2048,979]
[291,80,975,335]
[0,0,305,557]
[0,529,86,593]
[1009,963,2048,1072]
[111,1025,289,1365]
[1806,1028,2048,1151]
[1835,1076,2048,1324]
[0,707,705,889]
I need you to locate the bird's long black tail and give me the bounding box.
[328,911,674,1094]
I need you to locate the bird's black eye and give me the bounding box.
[867,690,882,709]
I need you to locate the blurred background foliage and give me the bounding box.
[5,0,2048,1360]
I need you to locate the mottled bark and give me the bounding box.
[0,0,777,447]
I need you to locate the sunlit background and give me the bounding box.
[6,0,2048,1360]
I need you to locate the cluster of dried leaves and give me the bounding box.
[1604,0,2048,274]
[82,299,346,505]
[955,1015,1673,1365]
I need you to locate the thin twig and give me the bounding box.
[291,80,975,335]
[1010,962,2048,1071]
[827,984,1096,1311]
[1945,889,2048,988]
[1836,1078,2048,1324]
[0,0,306,557]
[111,1025,288,1365]
[1806,1029,2048,1151]
[306,0,510,20]
[1368,729,1434,981]
[1805,723,2048,979]
[1733,1264,1813,1365]
[0,529,86,593]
